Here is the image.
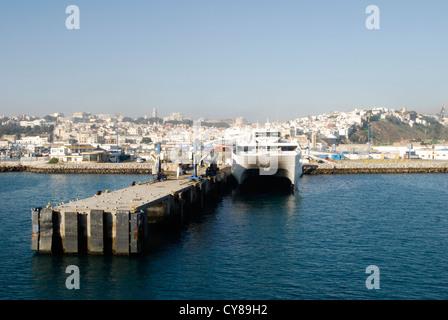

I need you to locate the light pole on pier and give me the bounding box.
[116,120,119,164]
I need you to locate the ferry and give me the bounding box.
[231,123,302,191]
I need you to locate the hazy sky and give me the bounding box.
[0,0,447,122]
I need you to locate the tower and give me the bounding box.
[311,132,317,148]
[152,107,157,118]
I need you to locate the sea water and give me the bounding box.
[0,172,447,300]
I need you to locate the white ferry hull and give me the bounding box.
[231,152,302,187]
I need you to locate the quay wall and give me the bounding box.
[4,160,448,175]
[0,163,154,174]
[303,160,448,175]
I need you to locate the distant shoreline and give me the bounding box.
[303,160,448,174]
[302,165,448,175]
[0,162,155,174]
[2,160,448,175]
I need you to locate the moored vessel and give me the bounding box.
[231,123,302,191]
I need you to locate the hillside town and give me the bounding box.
[1,105,448,165]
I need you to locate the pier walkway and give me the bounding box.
[55,177,195,213]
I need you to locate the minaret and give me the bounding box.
[152,107,157,118]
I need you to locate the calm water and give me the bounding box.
[0,172,448,300]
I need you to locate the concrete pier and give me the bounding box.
[31,166,235,255]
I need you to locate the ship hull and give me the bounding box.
[231,152,302,189]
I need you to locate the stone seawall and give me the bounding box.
[0,164,28,172]
[0,162,155,174]
[303,166,448,175]
[5,166,153,174]
[303,160,448,175]
[2,160,448,175]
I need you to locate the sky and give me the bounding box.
[0,0,447,122]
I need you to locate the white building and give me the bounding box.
[73,112,90,119]
[17,136,49,146]
[163,112,184,122]
[50,146,70,156]
[19,119,45,127]
[0,140,9,149]
[415,147,448,160]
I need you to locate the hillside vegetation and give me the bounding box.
[347,116,448,145]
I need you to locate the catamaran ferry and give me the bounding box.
[231,123,302,191]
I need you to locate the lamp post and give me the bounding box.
[116,120,119,164]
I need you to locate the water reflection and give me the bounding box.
[31,253,155,299]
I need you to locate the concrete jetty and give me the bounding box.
[31,166,236,255]
[303,159,448,174]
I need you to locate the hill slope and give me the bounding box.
[347,116,448,145]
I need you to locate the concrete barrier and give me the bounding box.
[114,210,130,255]
[38,209,54,254]
[130,212,145,254]
[63,211,78,254]
[87,210,104,254]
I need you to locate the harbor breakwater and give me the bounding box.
[0,162,155,174]
[2,160,448,175]
[303,160,448,175]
